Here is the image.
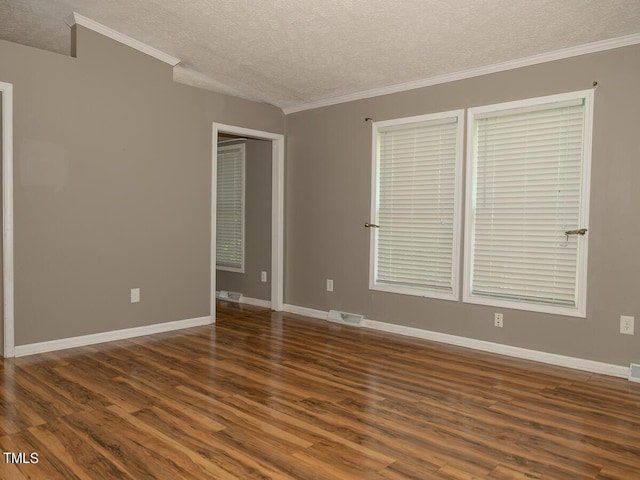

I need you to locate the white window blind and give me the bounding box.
[371,111,463,299]
[466,92,592,315]
[216,144,245,272]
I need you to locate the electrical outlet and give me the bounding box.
[261,271,267,283]
[131,288,140,303]
[326,279,334,292]
[494,312,503,328]
[620,315,634,335]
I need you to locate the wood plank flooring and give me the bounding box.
[1,301,640,479]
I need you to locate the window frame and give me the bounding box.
[216,143,246,273]
[463,90,594,317]
[369,110,465,301]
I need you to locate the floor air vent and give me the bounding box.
[629,363,640,383]
[327,310,363,326]
[217,290,243,302]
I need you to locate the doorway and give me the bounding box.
[211,123,284,321]
[0,81,14,358]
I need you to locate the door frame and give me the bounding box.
[1,81,14,358]
[211,123,284,319]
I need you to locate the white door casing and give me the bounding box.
[1,81,15,357]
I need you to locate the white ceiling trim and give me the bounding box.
[64,12,181,67]
[283,32,640,115]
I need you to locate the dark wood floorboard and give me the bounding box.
[1,300,639,479]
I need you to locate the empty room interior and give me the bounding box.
[1,1,640,479]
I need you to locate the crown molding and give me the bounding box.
[65,12,181,66]
[283,32,640,114]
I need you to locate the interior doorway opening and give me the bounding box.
[211,124,284,322]
[215,133,272,307]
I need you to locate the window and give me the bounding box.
[369,111,464,300]
[464,91,593,316]
[216,144,245,272]
[369,91,594,316]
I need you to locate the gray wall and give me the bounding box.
[216,138,272,301]
[0,92,3,356]
[0,26,283,346]
[3,22,639,367]
[285,45,640,366]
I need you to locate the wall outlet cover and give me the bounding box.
[130,288,140,303]
[620,315,634,335]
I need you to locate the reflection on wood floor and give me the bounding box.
[1,300,639,479]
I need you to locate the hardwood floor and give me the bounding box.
[2,301,640,479]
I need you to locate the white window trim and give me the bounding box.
[369,110,465,301]
[463,90,594,317]
[216,143,246,273]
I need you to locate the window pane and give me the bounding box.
[467,94,591,313]
[216,144,244,271]
[372,113,462,298]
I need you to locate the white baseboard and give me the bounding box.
[283,304,629,378]
[283,304,328,320]
[240,296,272,309]
[15,304,630,378]
[215,290,272,309]
[14,316,213,357]
[362,319,629,378]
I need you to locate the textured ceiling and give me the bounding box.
[1,0,640,111]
